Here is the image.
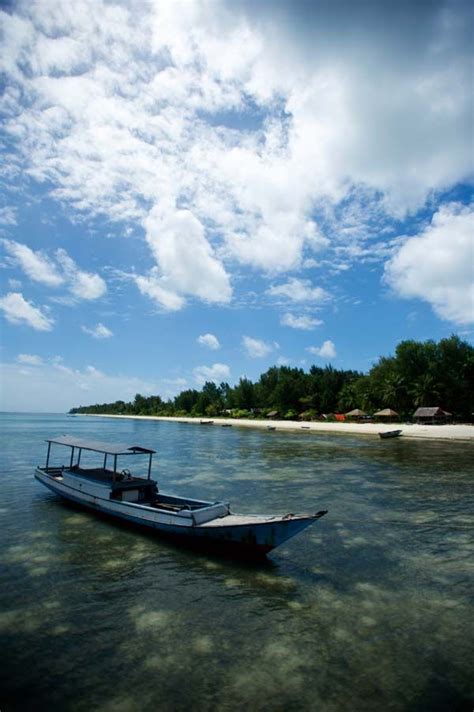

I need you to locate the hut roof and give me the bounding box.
[374,408,399,417]
[413,407,450,417]
[267,410,279,418]
[345,408,366,416]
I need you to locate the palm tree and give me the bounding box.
[410,374,440,407]
[381,373,406,409]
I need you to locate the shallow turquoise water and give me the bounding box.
[1,413,473,711]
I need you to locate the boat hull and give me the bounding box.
[35,469,324,556]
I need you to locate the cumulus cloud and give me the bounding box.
[142,207,232,307]
[307,340,337,359]
[1,0,471,303]
[81,323,113,339]
[55,249,107,300]
[198,333,220,350]
[1,240,107,301]
[242,335,274,358]
[281,313,323,330]
[0,292,54,331]
[134,270,185,312]
[384,203,474,325]
[267,278,329,303]
[193,362,230,385]
[2,239,64,286]
[17,353,43,365]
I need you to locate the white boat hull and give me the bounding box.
[35,468,325,556]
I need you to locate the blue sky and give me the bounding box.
[0,0,473,412]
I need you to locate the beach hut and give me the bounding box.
[267,410,279,419]
[413,407,452,424]
[345,408,366,421]
[374,408,399,423]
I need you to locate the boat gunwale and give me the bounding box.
[35,467,324,527]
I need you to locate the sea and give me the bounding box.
[0,412,473,712]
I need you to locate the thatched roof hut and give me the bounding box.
[346,408,366,418]
[267,410,279,419]
[374,408,399,418]
[413,407,452,424]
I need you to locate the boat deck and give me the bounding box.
[41,466,152,489]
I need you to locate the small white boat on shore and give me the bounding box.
[35,436,327,557]
[379,429,403,439]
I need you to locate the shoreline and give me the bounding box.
[74,414,474,441]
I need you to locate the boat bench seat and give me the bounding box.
[192,503,230,525]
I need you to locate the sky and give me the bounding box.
[0,0,473,412]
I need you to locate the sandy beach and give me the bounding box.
[77,414,474,441]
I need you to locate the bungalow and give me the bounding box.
[345,408,367,420]
[374,408,399,423]
[413,407,452,424]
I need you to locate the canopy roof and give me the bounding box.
[374,408,399,417]
[46,435,156,455]
[346,409,366,416]
[413,407,452,417]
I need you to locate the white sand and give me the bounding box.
[77,414,474,441]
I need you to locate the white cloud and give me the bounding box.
[2,239,64,286]
[0,359,158,412]
[0,292,54,331]
[268,278,329,303]
[160,376,188,399]
[384,203,474,325]
[193,362,230,385]
[55,249,106,300]
[1,240,107,301]
[197,333,220,350]
[81,323,113,339]
[0,0,472,300]
[281,313,323,330]
[17,353,43,366]
[0,207,17,226]
[134,270,185,312]
[307,340,337,359]
[242,335,273,358]
[142,207,232,306]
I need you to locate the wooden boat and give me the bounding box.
[35,436,327,557]
[221,423,232,427]
[379,429,402,439]
[199,420,214,425]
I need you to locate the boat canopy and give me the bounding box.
[45,435,156,455]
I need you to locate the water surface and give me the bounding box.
[1,413,473,711]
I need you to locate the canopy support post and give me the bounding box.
[70,447,74,469]
[46,441,51,470]
[148,454,152,480]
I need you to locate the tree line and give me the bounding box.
[70,335,474,421]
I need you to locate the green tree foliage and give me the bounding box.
[69,336,474,421]
[232,377,256,410]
